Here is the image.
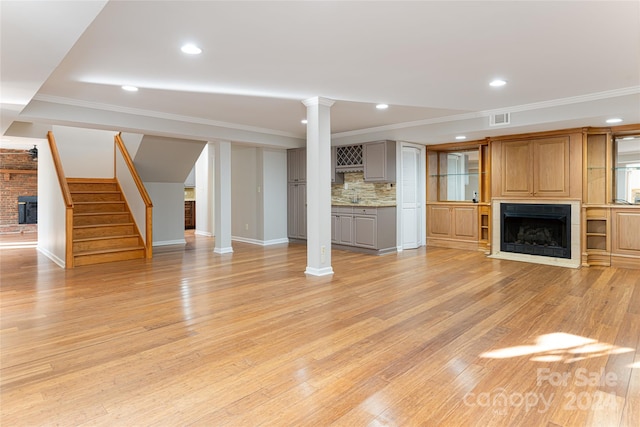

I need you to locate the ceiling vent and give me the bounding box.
[490,112,511,126]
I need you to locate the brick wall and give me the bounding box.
[0,149,38,234]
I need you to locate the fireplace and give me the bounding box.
[18,196,38,224]
[500,203,571,259]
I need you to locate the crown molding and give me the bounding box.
[333,86,640,138]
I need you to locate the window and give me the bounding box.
[614,135,640,204]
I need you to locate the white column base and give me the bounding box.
[305,266,334,276]
[214,247,234,254]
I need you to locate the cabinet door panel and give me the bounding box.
[452,206,478,239]
[611,210,640,255]
[363,141,387,181]
[339,215,353,245]
[501,141,532,195]
[354,216,377,248]
[427,206,451,237]
[534,137,570,196]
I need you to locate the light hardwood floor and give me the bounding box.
[1,232,639,426]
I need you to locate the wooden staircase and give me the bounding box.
[68,178,146,266]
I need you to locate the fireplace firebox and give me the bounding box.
[500,203,571,259]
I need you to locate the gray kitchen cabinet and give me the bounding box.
[363,140,396,182]
[331,147,344,184]
[287,148,306,183]
[331,206,396,254]
[332,206,353,245]
[354,213,376,248]
[288,183,306,240]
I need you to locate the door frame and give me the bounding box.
[396,141,426,250]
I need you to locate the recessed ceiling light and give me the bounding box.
[489,79,507,87]
[121,85,138,92]
[181,44,202,55]
[455,136,467,140]
[301,119,308,124]
[376,104,389,110]
[606,118,623,124]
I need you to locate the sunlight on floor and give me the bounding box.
[0,241,37,250]
[480,332,635,364]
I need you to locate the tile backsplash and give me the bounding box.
[331,172,396,205]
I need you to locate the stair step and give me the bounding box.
[68,178,118,192]
[73,212,132,226]
[73,247,146,267]
[73,235,142,252]
[70,192,122,202]
[73,223,137,239]
[74,201,126,213]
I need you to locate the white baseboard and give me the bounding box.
[153,239,186,247]
[37,246,65,268]
[232,236,289,246]
[194,230,213,237]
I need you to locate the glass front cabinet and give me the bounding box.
[427,140,491,252]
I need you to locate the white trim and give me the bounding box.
[153,239,186,247]
[232,236,289,246]
[333,86,640,138]
[194,230,213,237]
[305,266,334,276]
[214,246,234,254]
[37,246,65,268]
[490,199,581,268]
[32,94,301,139]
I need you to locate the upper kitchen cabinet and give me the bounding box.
[363,140,396,182]
[491,131,582,199]
[287,148,306,182]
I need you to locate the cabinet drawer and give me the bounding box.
[354,207,377,216]
[335,206,354,214]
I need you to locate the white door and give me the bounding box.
[402,146,421,249]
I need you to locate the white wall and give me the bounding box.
[145,182,186,246]
[36,138,67,267]
[231,146,288,245]
[52,125,116,178]
[261,149,288,243]
[231,146,258,240]
[195,142,214,237]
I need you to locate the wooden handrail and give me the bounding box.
[47,131,74,268]
[47,131,73,208]
[115,133,153,257]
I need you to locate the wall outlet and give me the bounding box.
[245,223,249,230]
[321,245,326,263]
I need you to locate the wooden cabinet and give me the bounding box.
[611,208,640,268]
[184,200,195,229]
[426,140,490,252]
[426,204,479,250]
[363,140,396,182]
[331,206,396,253]
[500,136,570,197]
[288,183,306,240]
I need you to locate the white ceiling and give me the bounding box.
[2,0,639,149]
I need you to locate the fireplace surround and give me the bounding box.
[491,199,581,268]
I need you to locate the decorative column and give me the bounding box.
[302,96,334,276]
[214,140,233,254]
